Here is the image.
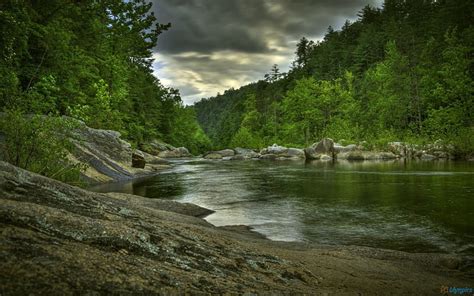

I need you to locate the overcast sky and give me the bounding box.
[151,0,383,105]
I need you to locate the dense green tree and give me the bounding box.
[0,0,207,158]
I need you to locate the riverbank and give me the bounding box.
[1,161,471,294]
[201,138,472,162]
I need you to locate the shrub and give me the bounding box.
[0,109,86,185]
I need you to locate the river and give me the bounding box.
[90,159,474,256]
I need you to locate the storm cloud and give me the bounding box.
[151,0,383,104]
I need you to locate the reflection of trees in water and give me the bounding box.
[132,174,185,199]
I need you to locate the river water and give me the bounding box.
[90,159,474,255]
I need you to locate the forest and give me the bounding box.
[1,0,473,184]
[0,0,211,156]
[194,0,473,157]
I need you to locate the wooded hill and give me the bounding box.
[194,0,473,157]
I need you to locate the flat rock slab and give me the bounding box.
[106,192,215,218]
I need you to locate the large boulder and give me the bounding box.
[333,143,358,153]
[140,139,175,156]
[70,125,139,183]
[158,147,191,158]
[203,149,235,160]
[216,149,235,157]
[265,144,288,155]
[204,153,223,160]
[304,138,335,160]
[131,151,146,168]
[141,139,191,158]
[260,144,304,160]
[286,148,305,158]
[234,148,260,159]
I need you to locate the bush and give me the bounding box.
[0,109,86,185]
[230,127,263,149]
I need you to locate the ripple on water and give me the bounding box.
[91,160,474,255]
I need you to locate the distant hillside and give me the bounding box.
[194,0,473,156]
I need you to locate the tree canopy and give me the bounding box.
[0,0,210,154]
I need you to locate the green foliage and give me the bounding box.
[67,79,123,131]
[165,107,212,154]
[230,127,263,149]
[0,110,86,184]
[281,74,355,144]
[0,0,206,162]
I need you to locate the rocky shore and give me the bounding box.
[67,123,170,184]
[202,138,461,162]
[1,161,472,295]
[67,123,196,185]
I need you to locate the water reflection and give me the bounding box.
[89,159,474,255]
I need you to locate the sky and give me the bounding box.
[151,0,383,105]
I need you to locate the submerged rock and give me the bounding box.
[420,153,436,161]
[337,151,398,160]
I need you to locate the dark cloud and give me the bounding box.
[151,0,383,104]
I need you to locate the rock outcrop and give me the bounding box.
[1,162,471,294]
[158,147,192,158]
[70,124,170,184]
[141,140,192,158]
[388,141,454,160]
[203,149,235,160]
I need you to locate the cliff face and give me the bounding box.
[0,161,471,294]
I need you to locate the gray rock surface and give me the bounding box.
[158,147,191,158]
[0,162,471,294]
[234,147,260,159]
[70,124,170,184]
[204,153,223,160]
[204,149,236,159]
[260,144,304,160]
[334,143,358,153]
[337,151,398,160]
[304,138,335,160]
